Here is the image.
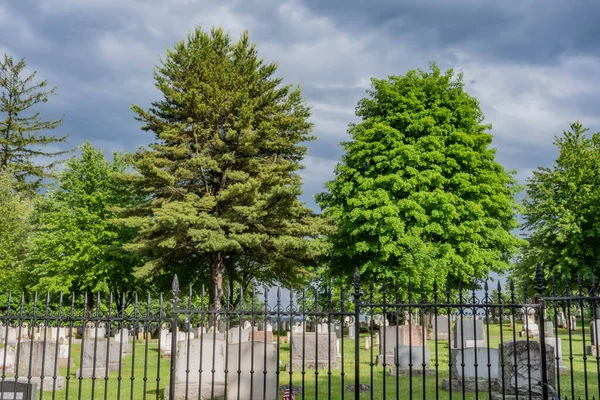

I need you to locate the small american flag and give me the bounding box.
[283,387,295,400]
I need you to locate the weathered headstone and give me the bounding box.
[251,330,273,343]
[364,336,371,351]
[17,341,65,390]
[288,332,339,370]
[76,340,122,378]
[348,325,357,340]
[428,315,450,340]
[453,319,485,349]
[0,346,15,374]
[442,348,500,392]
[491,341,555,400]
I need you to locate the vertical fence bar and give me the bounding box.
[535,263,549,400]
[169,275,180,400]
[353,268,361,400]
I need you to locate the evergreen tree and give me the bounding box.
[316,64,525,290]
[517,122,600,289]
[0,55,69,193]
[117,27,328,310]
[27,142,143,308]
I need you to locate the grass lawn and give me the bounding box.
[4,321,599,399]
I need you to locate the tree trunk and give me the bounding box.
[209,252,225,324]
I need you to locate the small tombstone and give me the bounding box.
[520,308,539,338]
[348,325,357,340]
[568,315,577,331]
[364,336,371,351]
[545,321,554,338]
[557,311,567,329]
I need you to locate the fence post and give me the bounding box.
[534,263,549,400]
[353,268,362,400]
[169,275,180,400]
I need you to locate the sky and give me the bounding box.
[2,0,600,211]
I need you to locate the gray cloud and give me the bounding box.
[2,0,600,212]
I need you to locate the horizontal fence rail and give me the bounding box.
[0,267,598,399]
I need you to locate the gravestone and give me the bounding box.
[544,322,554,338]
[165,337,278,400]
[58,343,75,368]
[453,319,485,349]
[520,308,539,338]
[392,345,431,375]
[0,346,15,374]
[491,341,555,400]
[252,330,273,343]
[228,328,250,344]
[288,332,339,370]
[0,380,37,400]
[85,323,107,339]
[17,341,65,390]
[568,316,577,331]
[557,311,567,329]
[377,325,425,366]
[586,319,600,357]
[76,340,122,378]
[548,337,568,374]
[364,336,371,351]
[442,348,500,392]
[114,328,131,354]
[428,315,450,340]
[348,325,357,340]
[6,328,16,343]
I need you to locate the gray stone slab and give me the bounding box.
[76,340,122,378]
[288,332,339,370]
[453,319,485,349]
[0,379,37,399]
[450,347,498,380]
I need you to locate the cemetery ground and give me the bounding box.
[0,321,596,399]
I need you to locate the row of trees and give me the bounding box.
[1,27,597,308]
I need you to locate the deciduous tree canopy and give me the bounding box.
[317,64,524,289]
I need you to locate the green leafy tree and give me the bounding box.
[0,169,32,291]
[116,27,328,310]
[517,122,600,289]
[0,55,69,193]
[316,64,525,290]
[27,142,143,308]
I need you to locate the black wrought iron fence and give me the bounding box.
[0,265,597,399]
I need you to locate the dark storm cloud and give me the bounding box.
[2,0,600,209]
[301,0,600,64]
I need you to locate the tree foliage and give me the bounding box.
[116,27,329,309]
[0,55,69,194]
[0,169,32,291]
[517,122,600,288]
[316,64,524,290]
[27,142,143,307]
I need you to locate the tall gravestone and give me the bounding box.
[442,348,500,392]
